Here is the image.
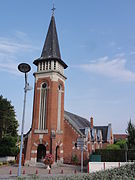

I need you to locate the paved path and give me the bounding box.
[0,164,84,179]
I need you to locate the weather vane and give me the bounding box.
[51,4,56,16]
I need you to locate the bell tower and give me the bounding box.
[25,12,67,164]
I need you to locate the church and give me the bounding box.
[24,11,113,165]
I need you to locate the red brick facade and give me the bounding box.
[25,74,65,164]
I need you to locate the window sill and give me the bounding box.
[56,130,63,134]
[34,129,48,134]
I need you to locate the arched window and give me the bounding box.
[57,84,62,131]
[39,83,47,130]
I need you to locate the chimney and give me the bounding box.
[90,117,94,129]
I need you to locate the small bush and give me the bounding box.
[71,154,79,165]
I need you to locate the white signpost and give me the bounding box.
[77,138,85,173]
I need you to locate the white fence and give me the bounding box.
[88,162,129,173]
[0,156,15,162]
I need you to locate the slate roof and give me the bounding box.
[64,111,90,129]
[33,15,67,69]
[41,15,61,60]
[94,126,108,142]
[64,111,109,143]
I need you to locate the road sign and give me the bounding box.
[77,138,85,147]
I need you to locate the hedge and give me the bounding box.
[92,149,135,162]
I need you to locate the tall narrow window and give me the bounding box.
[39,83,47,130]
[57,85,62,131]
[40,62,42,71]
[54,60,56,70]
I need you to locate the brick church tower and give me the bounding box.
[25,12,67,164]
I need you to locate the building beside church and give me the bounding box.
[24,12,113,165]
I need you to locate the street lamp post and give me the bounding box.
[17,63,31,177]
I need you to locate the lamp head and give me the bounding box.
[18,63,31,73]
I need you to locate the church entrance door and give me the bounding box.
[55,146,60,162]
[37,144,46,162]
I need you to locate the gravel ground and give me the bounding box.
[0,164,85,179]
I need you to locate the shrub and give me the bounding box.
[106,144,121,150]
[93,149,125,162]
[71,154,79,165]
[93,149,135,162]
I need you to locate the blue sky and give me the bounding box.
[0,0,135,134]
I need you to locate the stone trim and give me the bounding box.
[34,129,48,134]
[31,150,37,154]
[56,130,63,134]
[31,158,36,163]
[34,71,66,83]
[34,142,38,147]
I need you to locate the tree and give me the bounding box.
[0,95,19,156]
[106,144,121,150]
[126,119,135,149]
[0,95,18,139]
[0,135,19,156]
[115,139,127,149]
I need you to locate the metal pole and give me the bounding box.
[18,73,27,177]
[81,147,83,173]
[125,150,127,162]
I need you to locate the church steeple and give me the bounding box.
[33,13,67,69]
[41,15,61,59]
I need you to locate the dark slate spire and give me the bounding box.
[34,14,67,69]
[41,15,61,59]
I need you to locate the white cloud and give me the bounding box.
[0,34,39,75]
[80,56,135,82]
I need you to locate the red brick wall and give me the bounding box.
[63,120,91,164]
[25,75,65,162]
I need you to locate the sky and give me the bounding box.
[0,0,135,134]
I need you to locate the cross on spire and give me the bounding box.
[51,4,56,16]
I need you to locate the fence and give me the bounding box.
[0,156,15,162]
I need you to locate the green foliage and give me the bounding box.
[106,144,121,150]
[115,139,127,149]
[94,149,135,162]
[106,140,127,150]
[128,149,135,161]
[93,149,126,162]
[0,95,18,138]
[0,95,19,157]
[0,135,19,156]
[71,154,79,165]
[127,119,135,149]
